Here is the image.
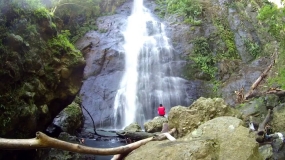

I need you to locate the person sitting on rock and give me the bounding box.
[157,104,165,117]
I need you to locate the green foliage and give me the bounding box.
[48,0,106,42]
[0,23,8,51]
[244,39,261,58]
[33,7,51,19]
[51,0,98,14]
[257,4,284,41]
[236,102,246,108]
[0,104,11,127]
[25,0,44,9]
[71,21,98,43]
[98,28,108,33]
[258,4,285,89]
[48,30,76,55]
[212,80,222,96]
[268,50,285,89]
[9,0,45,15]
[214,18,239,59]
[187,37,217,79]
[155,0,202,25]
[64,102,82,118]
[47,30,83,68]
[26,24,37,34]
[0,0,86,139]
[192,37,211,56]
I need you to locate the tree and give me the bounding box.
[0,129,176,159]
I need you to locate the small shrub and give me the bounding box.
[48,30,76,55]
[244,39,261,58]
[155,0,202,25]
[34,7,51,19]
[186,37,217,79]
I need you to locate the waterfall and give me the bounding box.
[113,0,185,129]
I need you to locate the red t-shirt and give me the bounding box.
[158,106,165,116]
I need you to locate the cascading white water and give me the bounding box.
[113,0,185,129]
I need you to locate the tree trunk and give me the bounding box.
[244,62,274,100]
[0,128,177,157]
[267,88,285,97]
[257,109,272,136]
[244,46,277,100]
[255,109,272,143]
[0,132,150,155]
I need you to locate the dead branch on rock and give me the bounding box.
[116,131,155,141]
[0,128,177,158]
[0,131,151,155]
[235,87,245,103]
[153,128,177,141]
[266,88,285,97]
[116,127,177,142]
[236,87,285,104]
[255,109,272,143]
[244,47,278,100]
[112,128,177,160]
[257,109,272,135]
[244,62,274,100]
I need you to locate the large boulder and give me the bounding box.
[271,103,285,132]
[144,116,168,133]
[168,97,242,137]
[125,116,261,160]
[237,95,280,125]
[53,102,83,135]
[124,122,142,132]
[125,138,219,160]
[183,116,261,160]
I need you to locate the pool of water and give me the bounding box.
[84,137,126,160]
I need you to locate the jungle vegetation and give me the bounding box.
[0,0,117,137]
[156,0,285,90]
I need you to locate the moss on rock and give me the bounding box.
[168,97,242,137]
[0,0,85,138]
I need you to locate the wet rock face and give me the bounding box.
[221,57,272,106]
[77,0,208,131]
[75,12,127,129]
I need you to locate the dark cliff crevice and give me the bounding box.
[97,48,110,75]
